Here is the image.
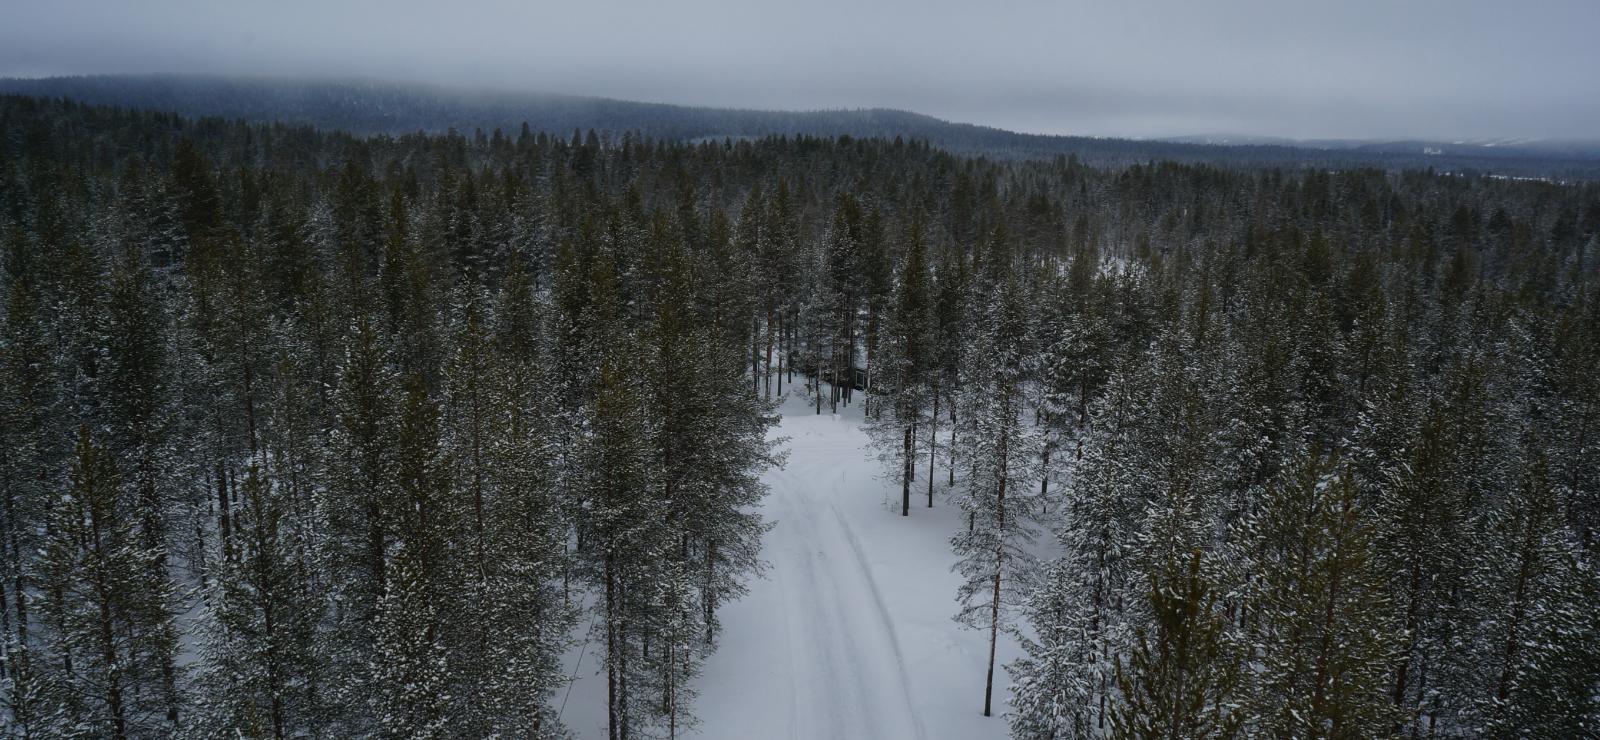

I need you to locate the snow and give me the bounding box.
[557,388,1023,739]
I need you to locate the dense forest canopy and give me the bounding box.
[1,93,1599,738]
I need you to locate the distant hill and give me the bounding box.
[1164,133,1600,162]
[5,74,1599,179]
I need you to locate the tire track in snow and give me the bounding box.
[690,411,934,739]
[829,501,928,740]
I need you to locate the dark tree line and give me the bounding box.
[0,97,785,739]
[1,94,1599,738]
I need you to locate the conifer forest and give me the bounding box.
[1,92,1599,739]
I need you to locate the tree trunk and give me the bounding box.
[366,500,386,603]
[764,307,774,399]
[619,599,631,740]
[243,361,259,455]
[984,402,1011,718]
[1391,562,1423,733]
[1496,539,1535,704]
[812,368,825,419]
[216,463,233,562]
[472,402,488,584]
[751,315,760,396]
[830,342,840,413]
[90,501,128,740]
[928,387,939,508]
[948,398,958,487]
[3,471,29,677]
[704,540,718,644]
[1039,445,1051,500]
[606,551,619,740]
[902,423,914,516]
[984,559,1002,718]
[845,319,856,405]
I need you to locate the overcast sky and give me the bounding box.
[3,0,1597,141]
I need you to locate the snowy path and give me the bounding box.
[560,391,1021,739]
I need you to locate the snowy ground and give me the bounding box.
[556,389,1022,739]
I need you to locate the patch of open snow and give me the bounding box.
[557,388,1022,739]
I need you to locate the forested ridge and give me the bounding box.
[1,94,1599,738]
[7,75,1600,180]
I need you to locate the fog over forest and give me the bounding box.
[4,0,1600,140]
[2,3,1599,740]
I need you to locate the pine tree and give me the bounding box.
[821,197,864,410]
[587,360,666,740]
[317,316,399,731]
[1228,449,1405,737]
[1372,393,1490,732]
[932,240,971,483]
[7,89,1600,740]
[1009,545,1127,739]
[952,269,1043,717]
[101,244,183,729]
[37,428,178,738]
[187,463,319,739]
[1034,289,1111,497]
[0,234,60,737]
[367,371,456,737]
[478,358,573,736]
[370,546,450,740]
[1110,550,1242,740]
[1010,354,1154,738]
[797,243,835,416]
[869,225,933,515]
[1466,447,1600,737]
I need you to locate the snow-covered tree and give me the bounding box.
[1227,449,1405,737]
[952,269,1044,717]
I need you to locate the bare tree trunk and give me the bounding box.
[606,551,619,740]
[216,463,233,563]
[948,397,958,487]
[703,540,717,644]
[2,466,31,698]
[1391,564,1423,728]
[815,354,823,416]
[928,386,939,508]
[1040,445,1051,499]
[863,324,873,416]
[845,320,856,405]
[830,340,840,413]
[751,315,760,396]
[90,504,129,740]
[764,308,774,399]
[984,563,1002,718]
[901,423,914,516]
[366,499,386,601]
[983,406,1010,718]
[620,599,631,740]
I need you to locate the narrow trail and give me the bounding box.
[563,392,1019,739]
[688,405,924,739]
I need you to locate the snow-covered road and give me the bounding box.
[560,391,1021,739]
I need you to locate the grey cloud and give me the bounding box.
[2,0,1597,140]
